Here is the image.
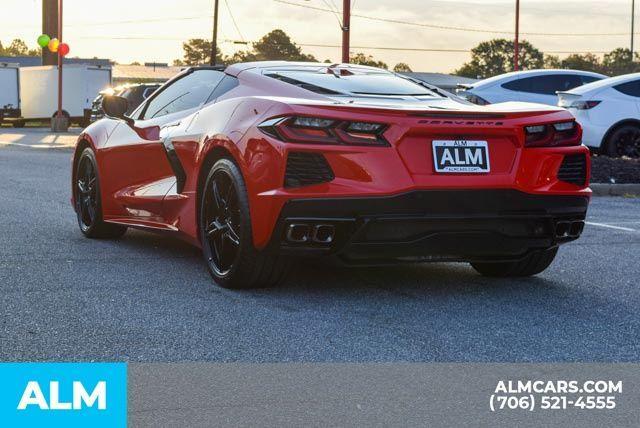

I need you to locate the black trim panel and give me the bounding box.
[162,138,187,193]
[268,190,589,264]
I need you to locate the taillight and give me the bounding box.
[258,116,389,146]
[524,121,581,147]
[569,100,601,110]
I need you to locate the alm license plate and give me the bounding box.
[432,140,490,173]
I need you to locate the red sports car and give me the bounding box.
[72,62,590,288]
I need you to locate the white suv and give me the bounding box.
[558,73,640,157]
[457,69,606,106]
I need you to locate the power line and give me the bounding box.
[80,36,613,54]
[318,0,343,27]
[273,0,640,37]
[66,15,211,27]
[223,0,246,42]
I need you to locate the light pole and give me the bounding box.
[210,0,219,65]
[514,0,520,71]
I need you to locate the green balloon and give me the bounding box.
[37,34,50,48]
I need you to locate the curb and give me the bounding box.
[590,183,640,197]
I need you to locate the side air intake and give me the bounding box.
[285,152,334,188]
[557,154,587,186]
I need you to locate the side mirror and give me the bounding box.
[102,95,132,125]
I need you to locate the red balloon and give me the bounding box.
[58,43,70,57]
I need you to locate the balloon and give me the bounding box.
[37,34,50,48]
[48,38,59,53]
[58,43,70,57]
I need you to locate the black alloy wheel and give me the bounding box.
[75,148,127,239]
[199,158,290,289]
[76,154,98,232]
[607,125,640,158]
[202,169,242,276]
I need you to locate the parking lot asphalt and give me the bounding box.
[1,145,639,362]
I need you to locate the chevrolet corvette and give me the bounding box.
[72,61,591,289]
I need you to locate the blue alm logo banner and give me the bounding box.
[0,363,127,428]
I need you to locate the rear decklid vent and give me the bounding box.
[285,152,334,188]
[558,154,587,186]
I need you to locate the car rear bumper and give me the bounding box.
[266,189,589,264]
[579,121,608,149]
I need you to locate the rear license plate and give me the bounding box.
[432,140,490,173]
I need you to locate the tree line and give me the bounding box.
[0,39,40,57]
[5,31,640,79]
[455,38,640,78]
[174,29,413,73]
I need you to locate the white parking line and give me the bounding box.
[586,222,638,232]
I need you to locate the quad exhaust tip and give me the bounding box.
[555,220,584,239]
[286,223,335,244]
[312,224,335,244]
[286,224,311,243]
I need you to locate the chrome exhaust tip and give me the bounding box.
[555,221,571,238]
[286,224,311,243]
[569,221,585,237]
[312,224,335,244]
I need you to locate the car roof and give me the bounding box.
[470,69,607,89]
[563,72,640,94]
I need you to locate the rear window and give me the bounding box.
[265,69,441,97]
[614,79,640,97]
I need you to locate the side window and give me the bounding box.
[502,77,532,92]
[581,75,602,85]
[125,88,146,115]
[205,75,239,104]
[141,70,225,120]
[554,75,583,92]
[503,75,582,95]
[142,87,159,99]
[614,80,640,97]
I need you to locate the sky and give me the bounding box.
[0,0,638,73]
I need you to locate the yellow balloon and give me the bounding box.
[48,38,59,53]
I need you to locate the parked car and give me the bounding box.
[558,73,640,157]
[90,83,160,123]
[457,69,606,106]
[72,62,590,289]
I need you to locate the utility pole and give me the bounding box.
[632,0,636,58]
[514,0,520,71]
[342,0,351,63]
[210,0,219,65]
[42,0,58,66]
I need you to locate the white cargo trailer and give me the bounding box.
[0,62,21,125]
[19,64,111,126]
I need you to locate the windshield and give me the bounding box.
[265,68,442,97]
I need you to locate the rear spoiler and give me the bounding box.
[556,91,581,107]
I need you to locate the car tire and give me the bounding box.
[470,247,558,277]
[199,158,291,289]
[75,148,127,239]
[605,124,640,158]
[12,120,25,128]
